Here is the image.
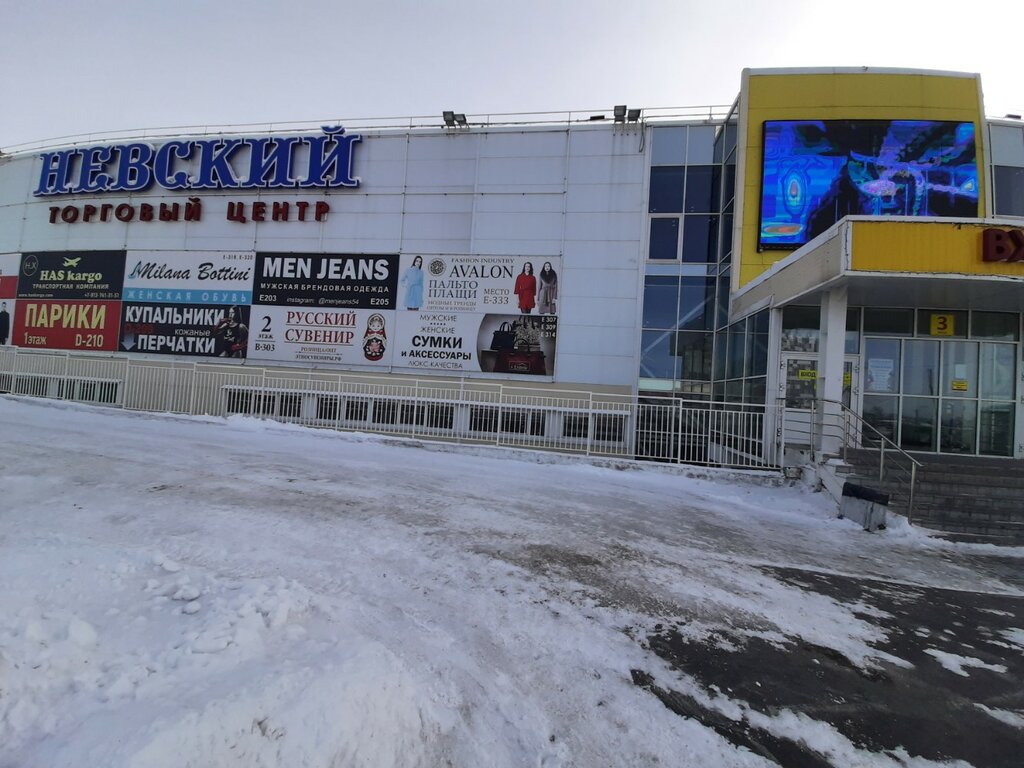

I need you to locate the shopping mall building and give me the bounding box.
[2,67,1024,488]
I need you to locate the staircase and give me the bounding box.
[842,449,1024,544]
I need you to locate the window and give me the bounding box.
[995,166,1024,217]
[918,310,967,338]
[863,308,913,336]
[685,127,716,164]
[642,276,680,328]
[681,215,718,263]
[683,166,720,213]
[972,312,1019,340]
[649,166,685,212]
[673,331,712,380]
[781,306,820,352]
[648,218,680,260]
[641,331,679,379]
[652,127,687,165]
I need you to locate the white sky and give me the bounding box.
[1,0,1022,148]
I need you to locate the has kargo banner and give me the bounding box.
[16,251,125,300]
[13,251,125,351]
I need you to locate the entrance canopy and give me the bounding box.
[732,217,1024,316]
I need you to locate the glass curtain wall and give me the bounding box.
[641,120,733,396]
[860,309,1019,456]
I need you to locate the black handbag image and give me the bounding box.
[489,321,515,351]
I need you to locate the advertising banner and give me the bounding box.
[118,251,256,358]
[253,253,398,309]
[17,251,125,300]
[120,303,251,357]
[247,306,394,366]
[0,253,18,346]
[392,311,558,377]
[122,251,255,305]
[759,120,978,250]
[13,299,121,351]
[398,254,561,316]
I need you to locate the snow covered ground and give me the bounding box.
[1,396,1022,768]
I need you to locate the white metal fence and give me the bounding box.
[0,347,782,469]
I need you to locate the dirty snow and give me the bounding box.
[1,396,1021,768]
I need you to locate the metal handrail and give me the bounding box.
[806,397,922,524]
[0,104,735,156]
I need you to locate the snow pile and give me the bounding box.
[1,397,1021,767]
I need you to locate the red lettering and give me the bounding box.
[226,201,247,222]
[982,228,1024,262]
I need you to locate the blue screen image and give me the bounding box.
[759,120,978,249]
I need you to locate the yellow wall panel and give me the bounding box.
[738,71,985,287]
[850,221,1024,276]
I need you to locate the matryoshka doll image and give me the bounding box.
[362,313,387,361]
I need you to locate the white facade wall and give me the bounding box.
[0,123,649,389]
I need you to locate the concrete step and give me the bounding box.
[833,458,1024,542]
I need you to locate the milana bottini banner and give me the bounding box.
[119,251,256,357]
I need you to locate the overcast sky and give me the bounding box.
[2,0,1022,149]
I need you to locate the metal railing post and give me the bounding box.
[907,464,917,526]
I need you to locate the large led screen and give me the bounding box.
[759,120,978,249]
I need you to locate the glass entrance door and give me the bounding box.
[861,336,1017,456]
[781,355,817,446]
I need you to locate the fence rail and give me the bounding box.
[779,397,921,522]
[0,348,782,470]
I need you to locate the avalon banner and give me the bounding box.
[397,254,561,315]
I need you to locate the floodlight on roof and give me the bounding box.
[454,113,467,126]
[443,110,456,127]
[613,104,626,123]
[627,108,641,122]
